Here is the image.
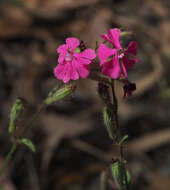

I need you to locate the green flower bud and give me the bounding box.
[103,106,115,140]
[44,84,76,105]
[9,98,24,134]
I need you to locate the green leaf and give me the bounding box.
[103,106,116,140]
[119,135,128,145]
[20,138,36,152]
[111,161,122,190]
[126,170,131,185]
[111,161,131,190]
[9,98,24,134]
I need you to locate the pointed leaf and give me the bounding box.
[9,98,24,134]
[20,138,36,152]
[119,135,128,145]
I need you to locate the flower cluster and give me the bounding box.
[54,28,140,97]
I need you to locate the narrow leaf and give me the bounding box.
[119,135,128,145]
[20,138,36,152]
[9,98,24,134]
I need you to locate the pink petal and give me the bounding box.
[98,43,116,66]
[122,62,128,78]
[122,56,135,70]
[54,64,66,80]
[54,62,72,83]
[80,49,96,60]
[75,62,89,78]
[102,54,121,79]
[58,55,65,64]
[71,61,79,80]
[101,34,112,44]
[133,57,141,63]
[66,37,80,52]
[57,44,68,54]
[126,41,138,55]
[76,57,91,65]
[62,63,72,83]
[109,28,122,50]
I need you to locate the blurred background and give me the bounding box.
[0,0,170,189]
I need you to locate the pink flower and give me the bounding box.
[101,28,122,50]
[54,38,96,83]
[98,28,139,79]
[98,43,121,79]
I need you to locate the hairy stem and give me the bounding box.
[110,79,128,190]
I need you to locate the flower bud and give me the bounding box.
[9,98,24,134]
[103,106,115,140]
[44,84,76,105]
[123,81,136,98]
[98,82,110,104]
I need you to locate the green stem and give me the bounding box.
[110,80,128,190]
[0,143,18,176]
[110,79,120,142]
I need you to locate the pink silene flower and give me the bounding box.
[98,28,139,79]
[54,37,96,83]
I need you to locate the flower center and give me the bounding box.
[65,53,73,62]
[119,53,124,59]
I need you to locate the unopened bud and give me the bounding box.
[44,84,76,105]
[123,81,136,99]
[98,82,110,104]
[9,98,24,134]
